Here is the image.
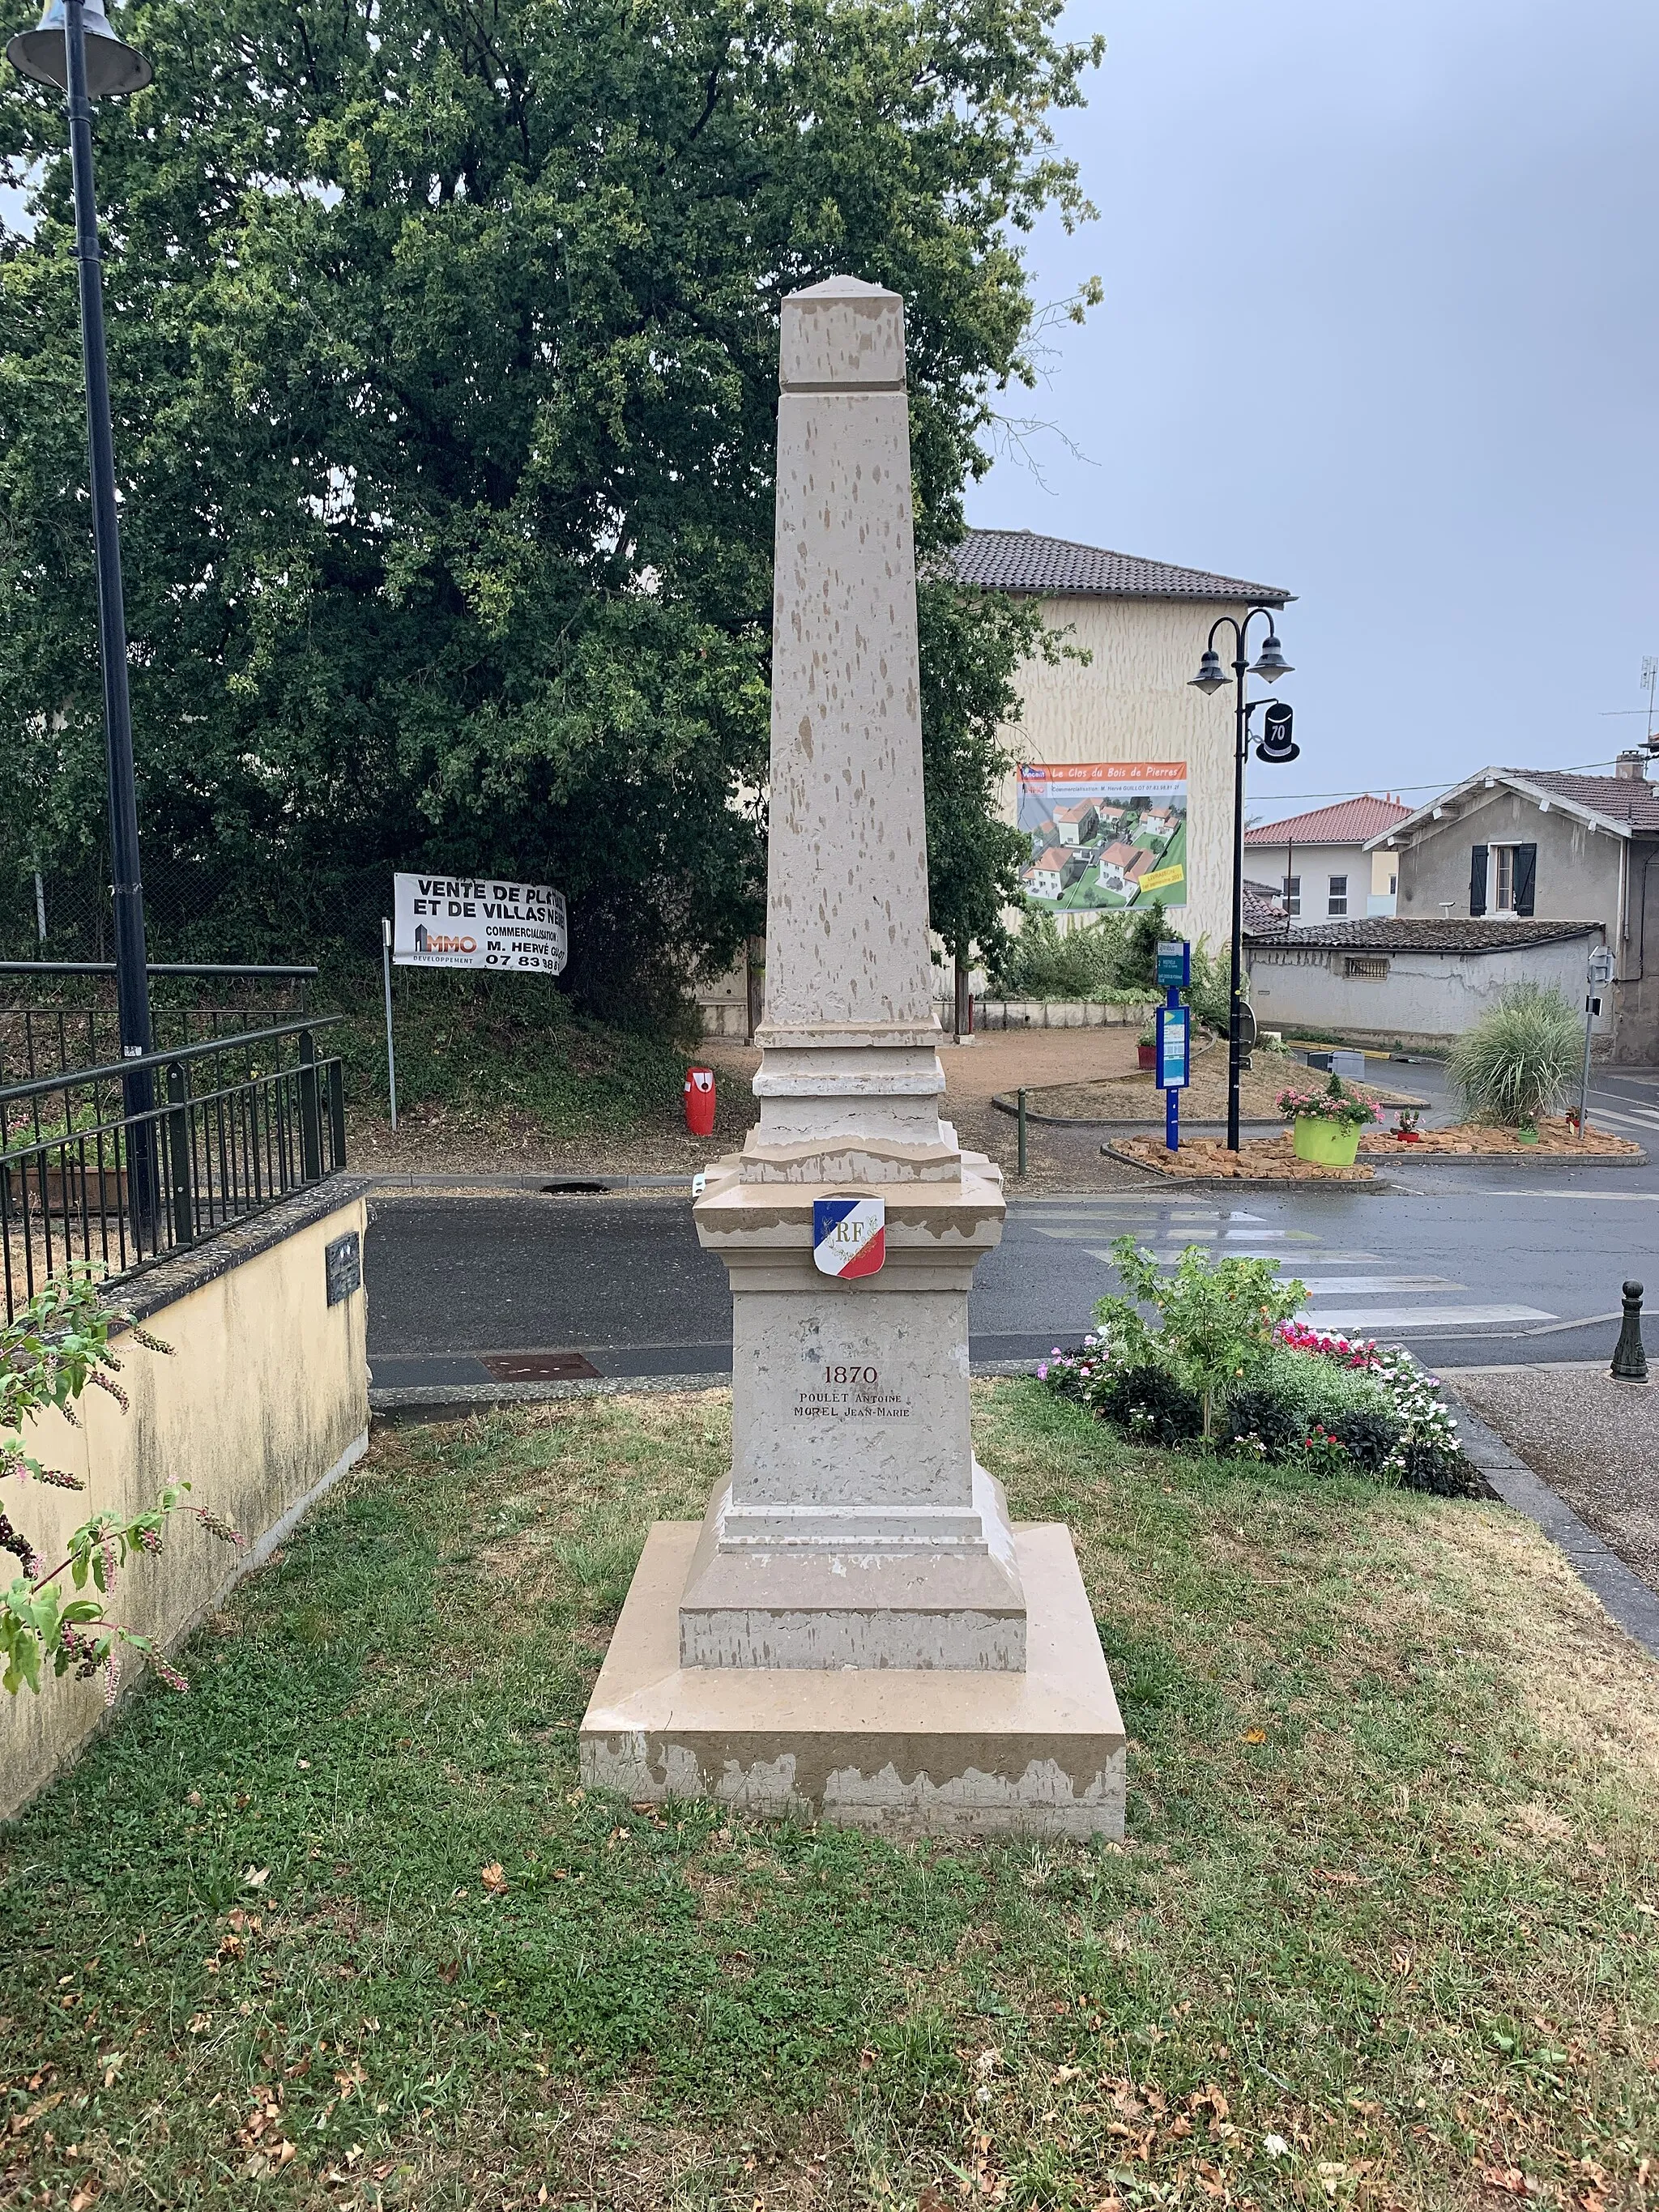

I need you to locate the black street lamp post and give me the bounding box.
[8,0,158,1213]
[1189,607,1299,1152]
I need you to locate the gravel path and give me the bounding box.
[1445,1362,1659,1591]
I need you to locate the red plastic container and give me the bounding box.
[683,1064,716,1137]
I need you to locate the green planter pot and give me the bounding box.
[1292,1115,1362,1167]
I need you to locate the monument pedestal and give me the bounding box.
[578,1161,1127,1837]
[580,1521,1125,1839]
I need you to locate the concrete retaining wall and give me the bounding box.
[2,1179,369,1821]
[1246,938,1608,1047]
[973,999,1158,1030]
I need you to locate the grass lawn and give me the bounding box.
[3,1383,1657,2210]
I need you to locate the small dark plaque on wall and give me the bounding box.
[326,1230,362,1306]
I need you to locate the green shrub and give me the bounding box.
[1448,981,1581,1127]
[987,910,1133,1001]
[1094,1238,1306,1437]
[1095,1363,1203,1447]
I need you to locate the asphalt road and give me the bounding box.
[365,1068,1659,1392]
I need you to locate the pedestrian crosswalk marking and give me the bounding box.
[1295,1303,1554,1331]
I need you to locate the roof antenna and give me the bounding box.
[1644,657,1658,750]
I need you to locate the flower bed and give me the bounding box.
[1038,1238,1478,1494]
[1108,1132,1376,1182]
[1358,1114,1642,1159]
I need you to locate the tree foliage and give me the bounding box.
[1,0,1099,1009]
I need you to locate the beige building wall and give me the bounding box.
[2,1189,369,1819]
[997,595,1260,951]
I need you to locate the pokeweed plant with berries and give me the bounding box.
[1,1271,244,1701]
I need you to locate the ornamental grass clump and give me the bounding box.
[1448,980,1581,1127]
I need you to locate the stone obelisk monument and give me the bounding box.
[580,278,1124,1837]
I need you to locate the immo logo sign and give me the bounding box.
[392,872,568,974]
[812,1196,886,1279]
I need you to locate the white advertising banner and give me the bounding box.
[391,872,568,975]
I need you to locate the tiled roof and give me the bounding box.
[1243,917,1604,953]
[1514,769,1659,833]
[1374,765,1659,844]
[944,529,1290,603]
[1242,880,1286,932]
[1243,795,1413,848]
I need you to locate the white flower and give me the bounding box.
[1264,2134,1291,2160]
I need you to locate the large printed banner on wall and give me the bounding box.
[1015,761,1188,913]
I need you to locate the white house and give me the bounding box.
[1242,795,1411,922]
[1364,752,1659,1062]
[1245,915,1610,1051]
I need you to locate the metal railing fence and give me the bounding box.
[1,1017,346,1322]
[0,963,317,1087]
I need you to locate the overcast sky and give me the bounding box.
[967,0,1659,825]
[10,2,1656,833]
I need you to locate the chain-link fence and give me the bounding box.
[0,849,390,969]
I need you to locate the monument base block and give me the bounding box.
[579,1522,1126,1839]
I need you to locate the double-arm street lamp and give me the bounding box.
[8,0,157,1194]
[1189,607,1299,1152]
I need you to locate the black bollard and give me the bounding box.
[1610,1281,1648,1383]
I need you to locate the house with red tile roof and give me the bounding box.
[1364,753,1658,1063]
[1243,794,1412,923]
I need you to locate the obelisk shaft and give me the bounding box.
[745,279,955,1182]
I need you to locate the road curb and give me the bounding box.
[1435,1377,1659,1661]
[1099,1140,1397,1192]
[365,1171,697,1200]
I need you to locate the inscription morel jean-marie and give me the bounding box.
[794,1366,911,1421]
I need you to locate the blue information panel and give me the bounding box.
[1155,939,1191,991]
[1157,1006,1190,1090]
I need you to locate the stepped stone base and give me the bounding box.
[579,1521,1125,1839]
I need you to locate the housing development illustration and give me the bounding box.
[1016,761,1189,911]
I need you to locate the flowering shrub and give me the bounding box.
[1090,1236,1306,1437]
[1275,1072,1378,1128]
[1038,1289,1475,1494]
[2,1272,245,1701]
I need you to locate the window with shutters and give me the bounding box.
[1327,874,1348,917]
[1491,845,1516,914]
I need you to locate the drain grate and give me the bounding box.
[480,1350,603,1383]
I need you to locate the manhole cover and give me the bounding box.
[480,1350,602,1383]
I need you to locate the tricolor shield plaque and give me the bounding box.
[812,1196,886,1279]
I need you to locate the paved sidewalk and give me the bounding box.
[1444,1359,1659,1619]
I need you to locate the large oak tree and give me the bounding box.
[1,0,1098,1008]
